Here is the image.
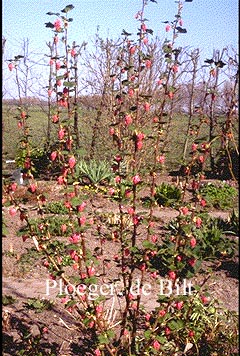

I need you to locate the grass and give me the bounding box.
[2,104,238,177]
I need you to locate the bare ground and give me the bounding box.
[2,176,239,355]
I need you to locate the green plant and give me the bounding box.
[154,182,182,207]
[2,295,17,306]
[76,159,113,186]
[163,212,237,274]
[44,201,69,214]
[24,298,54,313]
[199,182,238,210]
[3,1,239,355]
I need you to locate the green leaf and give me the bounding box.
[144,330,152,339]
[46,12,60,16]
[45,22,55,29]
[168,319,184,330]
[146,28,154,34]
[2,295,17,305]
[121,29,132,36]
[63,81,76,87]
[61,4,74,13]
[176,27,187,33]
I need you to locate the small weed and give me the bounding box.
[44,201,69,214]
[24,298,54,313]
[76,159,113,186]
[2,294,17,306]
[199,182,238,210]
[154,182,182,207]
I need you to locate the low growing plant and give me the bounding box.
[76,159,113,186]
[199,182,238,210]
[154,182,182,207]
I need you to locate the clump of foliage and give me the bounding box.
[76,159,113,186]
[199,182,238,210]
[154,182,182,207]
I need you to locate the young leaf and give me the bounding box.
[121,29,132,36]
[61,4,74,13]
[176,27,187,33]
[46,12,60,16]
[45,22,55,29]
[204,58,214,64]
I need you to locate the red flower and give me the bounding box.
[68,156,76,169]
[61,224,67,233]
[10,182,18,192]
[128,207,135,215]
[24,158,31,169]
[141,23,147,32]
[201,295,209,304]
[188,330,194,337]
[55,61,61,70]
[125,114,132,126]
[69,233,80,244]
[179,19,184,26]
[200,199,206,207]
[165,24,171,32]
[158,309,166,317]
[151,235,158,243]
[168,271,176,280]
[172,64,178,73]
[50,151,57,161]
[77,202,86,212]
[70,48,76,57]
[143,37,148,45]
[198,155,204,164]
[153,340,161,350]
[79,216,86,226]
[128,88,134,97]
[175,301,184,310]
[180,206,189,215]
[188,258,196,267]
[129,46,136,55]
[88,266,95,276]
[190,237,197,248]
[58,127,65,140]
[195,217,202,228]
[145,59,152,69]
[132,175,141,185]
[157,155,165,164]
[52,114,59,123]
[57,175,66,185]
[165,327,171,335]
[29,184,37,193]
[143,102,150,112]
[54,18,62,32]
[109,127,115,135]
[136,140,143,150]
[9,207,17,217]
[115,176,121,184]
[191,143,198,151]
[8,63,14,71]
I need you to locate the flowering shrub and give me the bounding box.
[3,0,238,355]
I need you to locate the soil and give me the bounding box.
[2,175,239,355]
